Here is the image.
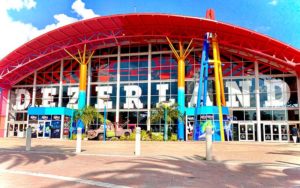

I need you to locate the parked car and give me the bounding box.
[87,120,132,140]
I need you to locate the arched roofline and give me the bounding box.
[1,13,300,87]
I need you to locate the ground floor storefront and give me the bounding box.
[231,122,300,142]
[5,117,300,143]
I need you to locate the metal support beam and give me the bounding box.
[255,61,262,142]
[147,43,152,131]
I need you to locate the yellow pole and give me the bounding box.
[79,64,87,91]
[212,35,225,141]
[215,41,226,106]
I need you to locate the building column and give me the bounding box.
[32,70,37,107]
[297,74,300,122]
[116,45,121,123]
[147,43,152,131]
[255,61,261,142]
[60,115,65,140]
[87,59,92,106]
[0,87,10,137]
[58,60,63,107]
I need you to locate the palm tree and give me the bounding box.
[150,102,183,141]
[74,106,108,134]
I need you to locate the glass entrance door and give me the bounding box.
[8,124,14,137]
[272,124,280,141]
[263,124,288,142]
[18,124,25,137]
[280,125,289,141]
[264,124,272,141]
[13,124,19,136]
[8,123,26,137]
[239,123,255,141]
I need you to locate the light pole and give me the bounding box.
[100,96,110,142]
[161,101,170,141]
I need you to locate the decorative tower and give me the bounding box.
[64,44,94,110]
[193,9,228,141]
[166,37,194,140]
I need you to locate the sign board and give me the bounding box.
[29,115,38,121]
[52,115,61,121]
[39,115,51,120]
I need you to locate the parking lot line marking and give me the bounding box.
[0,169,131,188]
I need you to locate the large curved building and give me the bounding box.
[1,13,300,142]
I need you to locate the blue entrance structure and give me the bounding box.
[28,107,75,139]
[191,32,229,141]
[187,106,229,141]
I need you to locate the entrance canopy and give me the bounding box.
[28,107,74,117]
[1,13,300,87]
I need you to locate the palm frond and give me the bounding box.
[150,102,183,124]
[74,106,110,130]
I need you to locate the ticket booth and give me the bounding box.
[28,107,74,139]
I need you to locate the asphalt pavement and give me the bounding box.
[0,138,299,187]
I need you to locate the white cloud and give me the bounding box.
[0,0,99,59]
[0,0,39,59]
[36,14,78,35]
[269,0,278,6]
[72,0,98,19]
[1,0,36,11]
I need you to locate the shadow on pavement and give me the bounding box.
[267,150,300,157]
[276,160,300,167]
[44,155,300,188]
[0,145,75,169]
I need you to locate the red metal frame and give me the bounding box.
[1,13,300,87]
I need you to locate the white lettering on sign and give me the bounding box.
[95,86,112,109]
[188,82,213,107]
[156,84,175,107]
[123,85,143,109]
[9,78,292,110]
[225,80,252,107]
[40,88,57,107]
[67,87,79,109]
[13,89,31,110]
[264,79,290,107]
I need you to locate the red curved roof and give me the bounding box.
[1,13,300,87]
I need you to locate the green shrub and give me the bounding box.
[169,133,177,141]
[151,132,163,141]
[129,131,136,141]
[110,137,119,141]
[120,134,129,141]
[106,130,115,138]
[141,130,151,141]
[115,131,175,141]
[71,133,86,140]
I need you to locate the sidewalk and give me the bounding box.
[0,138,299,187]
[1,138,299,163]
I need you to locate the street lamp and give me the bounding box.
[161,101,171,141]
[100,96,110,142]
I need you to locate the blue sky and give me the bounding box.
[1,0,300,58]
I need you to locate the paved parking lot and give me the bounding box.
[0,138,299,187]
